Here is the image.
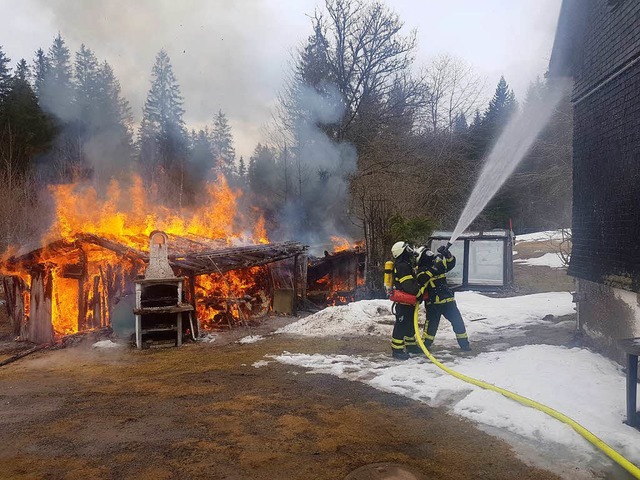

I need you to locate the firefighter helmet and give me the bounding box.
[391,241,413,259]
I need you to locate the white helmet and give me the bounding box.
[391,241,413,259]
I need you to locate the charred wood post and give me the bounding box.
[29,265,54,344]
[3,276,26,336]
[293,254,298,316]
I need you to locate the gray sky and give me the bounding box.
[1,0,562,159]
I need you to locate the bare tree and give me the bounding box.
[319,0,418,139]
[423,54,485,133]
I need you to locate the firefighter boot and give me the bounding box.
[404,336,422,355]
[456,333,471,351]
[391,348,410,360]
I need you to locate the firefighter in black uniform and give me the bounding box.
[390,241,422,360]
[416,246,471,351]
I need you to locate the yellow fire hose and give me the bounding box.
[412,303,640,479]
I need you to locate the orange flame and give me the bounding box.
[45,174,263,249]
[3,173,272,337]
[330,236,352,253]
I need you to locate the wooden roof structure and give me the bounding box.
[2,233,308,276]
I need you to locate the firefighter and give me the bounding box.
[416,246,471,351]
[390,241,422,360]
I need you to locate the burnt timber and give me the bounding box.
[1,233,308,343]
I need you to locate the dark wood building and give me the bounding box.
[549,0,640,359]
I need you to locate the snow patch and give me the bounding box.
[238,335,264,344]
[514,253,566,269]
[92,340,123,349]
[252,360,271,368]
[516,230,570,243]
[201,333,217,343]
[276,293,574,343]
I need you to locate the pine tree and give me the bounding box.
[139,50,188,203]
[32,48,49,99]
[248,143,277,198]
[95,61,132,134]
[14,59,29,83]
[91,60,134,174]
[41,34,74,118]
[471,109,482,128]
[210,110,235,179]
[189,128,213,183]
[238,155,246,178]
[298,23,334,91]
[453,112,468,133]
[0,62,54,174]
[74,44,99,125]
[292,24,338,139]
[524,76,546,108]
[484,76,517,131]
[139,49,187,170]
[0,47,12,100]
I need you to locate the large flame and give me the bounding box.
[47,174,266,249]
[4,174,271,337]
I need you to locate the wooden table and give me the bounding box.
[618,337,640,428]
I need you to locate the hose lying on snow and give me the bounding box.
[412,303,640,479]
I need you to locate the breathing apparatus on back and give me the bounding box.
[384,241,421,305]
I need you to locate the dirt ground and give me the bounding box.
[0,239,601,480]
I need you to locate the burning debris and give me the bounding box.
[307,240,366,307]
[0,171,309,345]
[0,231,307,344]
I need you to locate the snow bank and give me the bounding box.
[455,291,574,340]
[515,253,566,269]
[272,345,640,468]
[516,230,570,243]
[276,293,574,342]
[275,300,394,337]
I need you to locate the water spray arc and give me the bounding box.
[450,79,571,243]
[411,305,640,478]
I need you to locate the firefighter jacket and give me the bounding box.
[417,255,456,304]
[393,256,420,296]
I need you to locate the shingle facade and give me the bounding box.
[557,0,640,291]
[550,0,640,359]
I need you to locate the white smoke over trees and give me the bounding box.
[0,0,573,270]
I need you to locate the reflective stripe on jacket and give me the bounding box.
[393,258,420,296]
[416,255,456,304]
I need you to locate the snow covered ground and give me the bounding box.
[517,229,570,243]
[515,252,566,269]
[269,291,640,477]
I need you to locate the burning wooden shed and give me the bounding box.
[307,244,366,306]
[1,231,307,344]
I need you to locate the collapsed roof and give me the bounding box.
[2,233,308,275]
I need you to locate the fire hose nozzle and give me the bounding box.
[437,242,452,256]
